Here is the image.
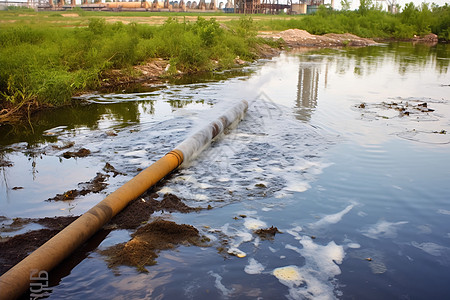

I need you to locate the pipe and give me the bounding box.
[0,100,248,300]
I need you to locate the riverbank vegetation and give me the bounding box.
[254,2,450,40]
[0,2,449,123]
[0,16,268,122]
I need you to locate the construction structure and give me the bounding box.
[24,0,330,14]
[32,0,221,11]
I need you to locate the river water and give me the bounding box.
[1,42,450,299]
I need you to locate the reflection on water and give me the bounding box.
[296,62,319,122]
[1,42,450,299]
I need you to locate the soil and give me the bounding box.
[47,172,109,201]
[102,162,126,177]
[260,29,378,48]
[107,193,201,229]
[0,229,60,275]
[62,147,91,159]
[99,219,203,272]
[412,33,439,44]
[0,216,77,275]
[254,226,281,240]
[0,192,200,276]
[252,43,283,59]
[100,58,169,88]
[0,158,13,168]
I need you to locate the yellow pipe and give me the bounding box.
[0,100,247,300]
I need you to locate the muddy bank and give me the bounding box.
[99,219,205,272]
[0,193,199,276]
[0,216,77,275]
[107,192,201,229]
[47,172,109,201]
[260,29,378,48]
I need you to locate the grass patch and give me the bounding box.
[0,15,273,122]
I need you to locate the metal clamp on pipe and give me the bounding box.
[0,100,248,300]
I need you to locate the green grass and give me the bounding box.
[253,4,450,40]
[0,15,267,120]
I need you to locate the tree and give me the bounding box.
[340,0,352,11]
[358,0,373,14]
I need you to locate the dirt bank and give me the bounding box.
[0,193,200,276]
[99,219,206,272]
[260,29,378,48]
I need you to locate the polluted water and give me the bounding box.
[0,42,450,299]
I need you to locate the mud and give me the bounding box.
[412,33,439,44]
[260,29,377,48]
[0,216,77,275]
[47,173,109,201]
[107,193,200,229]
[100,58,169,88]
[254,226,281,240]
[0,229,59,275]
[0,158,13,167]
[102,162,126,177]
[0,192,199,276]
[99,219,203,272]
[51,141,75,150]
[62,147,91,159]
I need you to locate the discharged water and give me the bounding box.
[1,42,450,299]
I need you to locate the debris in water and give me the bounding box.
[108,193,200,229]
[254,226,281,240]
[0,216,78,276]
[99,219,203,272]
[47,173,109,201]
[102,162,125,177]
[0,159,13,168]
[52,141,75,150]
[62,148,91,159]
[105,130,117,137]
[433,130,447,134]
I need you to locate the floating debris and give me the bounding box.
[273,266,303,285]
[0,159,13,168]
[47,173,109,201]
[62,148,91,159]
[102,162,125,177]
[99,219,203,272]
[254,226,281,240]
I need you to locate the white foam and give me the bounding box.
[286,181,311,193]
[310,205,354,229]
[227,247,247,258]
[244,218,267,230]
[411,241,448,256]
[346,243,361,249]
[276,234,345,300]
[244,258,265,275]
[362,220,408,239]
[208,271,234,296]
[161,94,329,208]
[437,209,450,215]
[158,187,174,195]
